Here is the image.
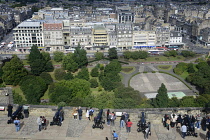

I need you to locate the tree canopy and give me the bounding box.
[53,51,64,62]
[28,45,53,75]
[2,55,28,85]
[49,78,91,104]
[153,83,169,108]
[20,75,47,104]
[108,48,118,59]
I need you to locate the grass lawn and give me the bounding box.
[11,85,26,100]
[48,71,56,81]
[129,55,185,62]
[193,64,198,72]
[157,65,172,71]
[180,71,189,79]
[121,66,135,74]
[91,88,104,95]
[51,60,62,65]
[41,88,49,99]
[22,60,29,65]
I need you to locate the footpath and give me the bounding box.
[0,109,207,140]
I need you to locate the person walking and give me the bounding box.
[59,108,64,124]
[126,119,133,133]
[144,126,150,140]
[120,112,125,128]
[196,114,202,130]
[23,104,29,118]
[78,106,83,120]
[72,107,78,120]
[7,104,13,117]
[14,117,20,132]
[37,116,42,131]
[89,107,94,121]
[112,130,118,140]
[107,109,111,126]
[111,112,116,126]
[181,124,187,139]
[206,129,210,140]
[86,108,90,120]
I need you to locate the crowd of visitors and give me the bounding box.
[162,113,210,139]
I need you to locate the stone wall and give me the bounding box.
[0,105,204,124]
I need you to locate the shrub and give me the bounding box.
[54,68,66,81]
[89,78,98,88]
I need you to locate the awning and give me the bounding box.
[133,46,156,48]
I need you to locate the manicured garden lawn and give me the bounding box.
[129,55,185,62]
[180,71,189,79]
[41,88,49,99]
[11,86,26,100]
[157,65,172,71]
[121,66,135,74]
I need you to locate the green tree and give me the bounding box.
[62,53,78,72]
[123,51,132,59]
[180,96,195,107]
[53,51,64,62]
[113,83,142,108]
[76,67,89,81]
[195,95,209,107]
[28,45,46,75]
[93,92,115,109]
[2,55,28,85]
[45,61,54,72]
[90,67,99,77]
[73,47,88,68]
[153,83,168,108]
[89,78,98,88]
[181,50,195,57]
[108,48,118,59]
[164,51,170,57]
[104,60,121,74]
[168,97,180,107]
[188,63,195,73]
[41,51,51,62]
[138,51,148,59]
[20,75,47,104]
[40,72,53,85]
[64,72,74,80]
[49,78,90,104]
[54,68,66,81]
[94,52,104,60]
[131,51,139,60]
[13,90,25,105]
[169,50,178,57]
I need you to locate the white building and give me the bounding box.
[13,20,43,52]
[43,22,63,51]
[132,30,156,49]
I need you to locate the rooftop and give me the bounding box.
[18,21,40,27]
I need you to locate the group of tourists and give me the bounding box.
[162,113,210,139]
[72,106,94,121]
[36,116,47,131]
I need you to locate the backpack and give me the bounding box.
[15,122,18,126]
[89,110,93,116]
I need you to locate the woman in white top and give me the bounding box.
[86,108,90,120]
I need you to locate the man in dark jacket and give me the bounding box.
[120,113,125,128]
[7,104,13,117]
[78,106,83,120]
